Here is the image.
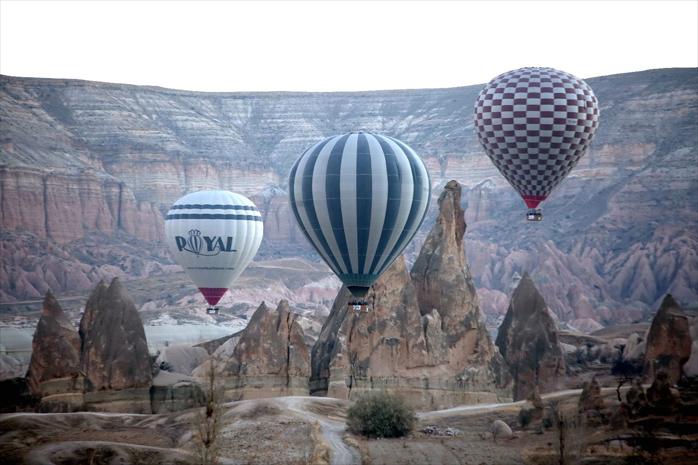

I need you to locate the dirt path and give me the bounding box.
[274,397,361,465]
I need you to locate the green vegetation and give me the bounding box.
[346,391,416,438]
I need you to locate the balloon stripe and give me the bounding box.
[165,214,262,221]
[355,133,373,275]
[372,136,414,275]
[362,134,387,275]
[297,137,345,276]
[325,134,352,273]
[366,135,401,275]
[231,191,256,279]
[312,135,349,274]
[340,133,360,273]
[382,136,430,269]
[171,204,259,211]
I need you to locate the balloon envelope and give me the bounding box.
[288,131,431,298]
[164,190,263,306]
[474,67,600,209]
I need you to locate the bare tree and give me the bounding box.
[194,355,225,465]
[549,401,586,465]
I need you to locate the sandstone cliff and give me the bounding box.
[310,181,511,409]
[1,70,696,327]
[215,300,309,400]
[496,273,566,401]
[643,294,692,384]
[25,291,83,411]
[79,278,152,412]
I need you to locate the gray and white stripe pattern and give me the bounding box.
[288,131,431,293]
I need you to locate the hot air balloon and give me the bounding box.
[288,131,431,310]
[164,190,263,314]
[474,67,600,221]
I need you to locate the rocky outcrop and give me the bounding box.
[25,291,83,411]
[496,273,566,401]
[311,181,511,409]
[643,295,692,384]
[578,376,605,425]
[216,300,309,400]
[79,278,152,412]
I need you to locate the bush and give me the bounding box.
[518,406,533,428]
[346,391,416,438]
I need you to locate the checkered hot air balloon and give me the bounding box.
[474,67,600,221]
[164,190,263,314]
[288,131,431,303]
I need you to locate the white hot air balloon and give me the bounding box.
[164,190,263,314]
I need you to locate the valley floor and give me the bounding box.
[1,389,696,465]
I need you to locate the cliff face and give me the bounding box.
[1,70,697,327]
[496,273,566,401]
[0,166,163,244]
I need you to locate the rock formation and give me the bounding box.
[25,291,83,412]
[496,273,566,401]
[646,371,682,414]
[578,376,605,425]
[518,386,545,429]
[684,311,698,377]
[643,294,692,384]
[311,181,511,409]
[79,278,152,412]
[215,300,309,400]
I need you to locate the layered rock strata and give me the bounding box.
[2,70,697,326]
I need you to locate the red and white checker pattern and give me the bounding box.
[474,68,599,208]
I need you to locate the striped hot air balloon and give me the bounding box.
[164,190,263,313]
[288,131,431,300]
[474,67,600,221]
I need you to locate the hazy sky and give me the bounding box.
[1,0,696,92]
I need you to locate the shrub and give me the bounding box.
[346,391,416,438]
[519,405,534,428]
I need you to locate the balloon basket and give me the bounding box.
[206,306,220,315]
[526,209,543,222]
[348,300,369,313]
